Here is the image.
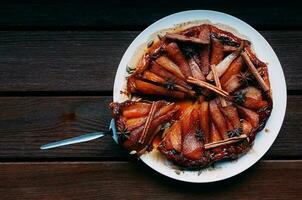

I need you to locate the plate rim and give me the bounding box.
[113,10,287,183]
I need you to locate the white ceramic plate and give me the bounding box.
[113,10,287,183]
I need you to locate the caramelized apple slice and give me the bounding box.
[142,70,166,83]
[165,32,209,44]
[124,103,176,131]
[183,132,203,160]
[129,107,179,154]
[209,100,228,139]
[142,107,179,148]
[149,63,192,90]
[165,42,192,78]
[237,106,259,128]
[122,102,151,118]
[223,75,242,93]
[182,109,203,160]
[226,118,234,131]
[210,122,222,142]
[234,89,268,110]
[199,101,210,143]
[127,77,186,99]
[180,106,195,134]
[123,125,144,151]
[220,56,244,85]
[243,97,268,110]
[207,42,243,81]
[163,122,182,152]
[126,117,146,131]
[241,119,253,136]
[210,38,224,65]
[243,86,262,100]
[174,100,193,119]
[142,70,194,96]
[179,25,200,37]
[155,103,178,118]
[199,45,210,75]
[188,57,205,81]
[197,25,210,75]
[111,100,179,153]
[220,104,241,129]
[198,24,210,43]
[155,56,185,80]
[222,45,238,52]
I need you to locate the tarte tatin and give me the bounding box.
[110,24,272,169]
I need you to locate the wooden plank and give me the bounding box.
[0,96,127,160]
[261,31,302,90]
[0,95,300,160]
[265,95,301,159]
[0,1,301,29]
[0,161,301,200]
[0,31,301,92]
[0,31,137,92]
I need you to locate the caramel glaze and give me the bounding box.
[113,24,272,169]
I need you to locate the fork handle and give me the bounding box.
[40,132,106,150]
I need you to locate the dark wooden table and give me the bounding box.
[0,1,301,199]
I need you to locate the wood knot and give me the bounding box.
[62,112,76,123]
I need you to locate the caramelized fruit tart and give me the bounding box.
[110,24,272,169]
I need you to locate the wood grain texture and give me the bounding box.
[0,0,301,30]
[0,31,301,92]
[0,161,301,200]
[0,95,300,160]
[0,2,299,198]
[0,31,137,92]
[0,96,127,160]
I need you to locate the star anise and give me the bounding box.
[164,79,176,90]
[147,39,154,48]
[227,127,243,138]
[126,65,135,74]
[150,49,163,60]
[195,129,205,142]
[182,46,196,57]
[171,149,177,155]
[237,71,253,86]
[233,90,246,104]
[121,127,131,139]
[160,122,172,131]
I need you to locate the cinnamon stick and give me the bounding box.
[205,134,248,149]
[211,65,227,107]
[241,51,269,92]
[187,77,229,98]
[138,102,158,144]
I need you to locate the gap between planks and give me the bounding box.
[0,90,300,97]
[0,160,301,165]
